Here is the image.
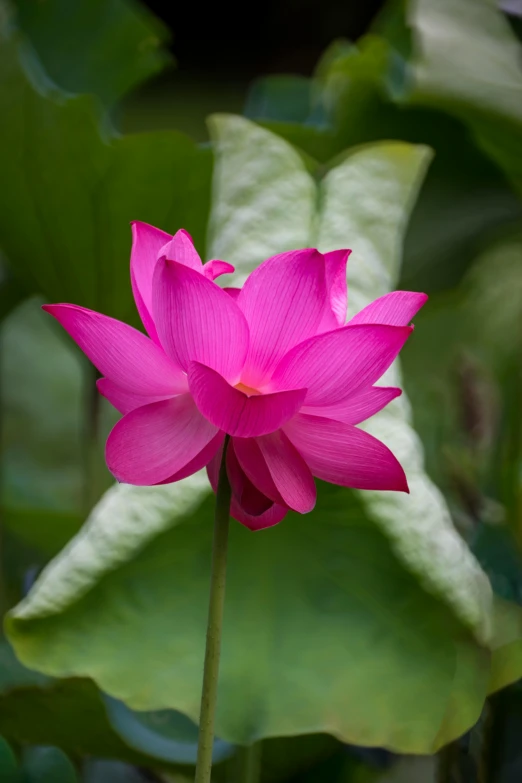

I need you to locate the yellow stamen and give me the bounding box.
[235,382,261,397]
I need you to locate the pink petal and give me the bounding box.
[207,446,287,530]
[271,324,412,406]
[224,287,241,299]
[233,437,285,506]
[42,304,186,396]
[130,221,172,342]
[97,378,174,415]
[283,414,408,492]
[153,260,249,381]
[106,395,219,485]
[157,432,225,484]
[237,249,327,386]
[232,501,288,531]
[226,441,273,516]
[188,361,306,437]
[349,291,428,326]
[317,249,351,332]
[159,229,203,272]
[302,386,402,425]
[256,430,316,513]
[202,260,235,281]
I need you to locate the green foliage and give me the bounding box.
[12,0,171,107]
[0,5,211,326]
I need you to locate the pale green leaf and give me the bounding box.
[315,142,493,641]
[206,115,316,281]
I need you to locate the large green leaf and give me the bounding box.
[406,0,522,193]
[0,10,211,324]
[7,117,511,752]
[5,479,493,752]
[13,0,171,107]
[0,640,161,767]
[314,142,493,639]
[206,114,316,277]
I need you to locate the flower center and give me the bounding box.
[234,382,261,397]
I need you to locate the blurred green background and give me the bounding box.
[0,0,521,780]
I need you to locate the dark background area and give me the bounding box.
[145,0,385,77]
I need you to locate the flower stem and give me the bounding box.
[194,436,232,783]
[235,743,262,783]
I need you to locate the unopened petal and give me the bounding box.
[271,323,411,406]
[153,260,249,381]
[158,228,202,272]
[284,414,408,492]
[231,500,287,531]
[106,395,219,485]
[43,304,186,397]
[188,361,306,437]
[233,437,285,506]
[207,446,286,530]
[238,248,327,386]
[226,441,273,516]
[349,291,428,326]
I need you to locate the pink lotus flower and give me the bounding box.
[43,222,427,530]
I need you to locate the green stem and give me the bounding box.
[235,743,262,783]
[194,436,232,783]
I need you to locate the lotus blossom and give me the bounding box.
[43,222,427,530]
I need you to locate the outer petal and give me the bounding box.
[256,430,316,513]
[302,386,402,425]
[130,221,172,341]
[157,432,225,484]
[159,229,202,272]
[153,260,249,381]
[237,249,327,386]
[283,414,408,492]
[207,448,287,530]
[43,304,186,396]
[188,361,306,437]
[202,260,235,280]
[106,395,219,485]
[96,378,176,415]
[349,291,428,326]
[317,249,351,332]
[271,324,412,406]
